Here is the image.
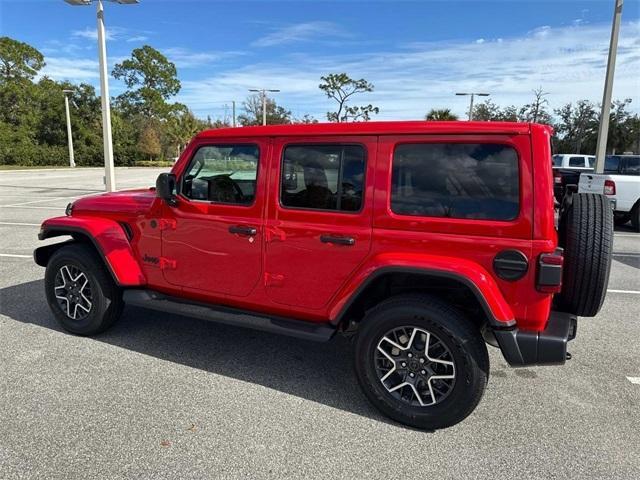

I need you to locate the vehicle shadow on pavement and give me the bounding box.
[0,279,392,425]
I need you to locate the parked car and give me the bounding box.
[578,154,640,230]
[552,153,595,203]
[34,121,613,430]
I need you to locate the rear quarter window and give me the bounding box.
[391,143,520,221]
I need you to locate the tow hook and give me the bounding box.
[566,352,572,360]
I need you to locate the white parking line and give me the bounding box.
[4,197,70,207]
[607,289,640,295]
[615,234,640,238]
[0,253,32,259]
[0,205,64,210]
[0,222,41,226]
[627,377,640,385]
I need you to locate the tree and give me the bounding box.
[425,108,458,121]
[112,46,181,119]
[237,94,291,126]
[472,100,503,121]
[292,114,319,124]
[553,100,599,153]
[164,106,208,157]
[0,37,45,82]
[518,87,552,124]
[319,73,379,122]
[137,124,161,160]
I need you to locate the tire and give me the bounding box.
[354,294,489,430]
[45,243,123,335]
[556,193,613,317]
[631,203,640,232]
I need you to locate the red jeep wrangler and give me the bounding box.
[35,121,613,429]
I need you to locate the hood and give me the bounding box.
[72,188,157,216]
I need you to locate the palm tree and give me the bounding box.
[425,108,459,121]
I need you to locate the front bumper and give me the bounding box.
[493,311,577,366]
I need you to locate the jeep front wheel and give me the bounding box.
[354,294,489,430]
[45,243,123,335]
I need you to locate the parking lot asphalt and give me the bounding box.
[1,167,639,480]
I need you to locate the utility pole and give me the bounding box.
[232,100,236,127]
[63,0,139,191]
[249,88,280,125]
[456,92,490,121]
[63,89,76,168]
[594,0,624,173]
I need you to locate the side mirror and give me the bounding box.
[156,173,177,206]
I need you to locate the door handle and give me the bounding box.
[320,235,355,246]
[229,225,257,236]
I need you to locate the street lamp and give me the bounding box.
[62,89,76,168]
[249,88,280,126]
[456,92,490,121]
[63,0,140,191]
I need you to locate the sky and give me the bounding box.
[1,0,639,122]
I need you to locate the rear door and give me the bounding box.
[263,136,375,310]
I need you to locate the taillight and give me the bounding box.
[604,179,616,195]
[553,171,562,184]
[537,248,564,293]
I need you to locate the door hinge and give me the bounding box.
[159,219,177,231]
[159,257,177,270]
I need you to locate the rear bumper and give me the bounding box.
[493,311,577,366]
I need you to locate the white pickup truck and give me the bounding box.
[578,155,640,231]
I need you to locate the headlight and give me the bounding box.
[65,202,74,216]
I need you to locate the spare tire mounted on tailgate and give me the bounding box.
[556,193,613,317]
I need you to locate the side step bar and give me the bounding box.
[122,289,336,342]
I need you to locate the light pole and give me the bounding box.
[594,0,624,173]
[62,89,76,168]
[63,0,139,191]
[456,92,490,121]
[249,88,280,125]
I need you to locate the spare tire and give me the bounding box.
[556,193,613,317]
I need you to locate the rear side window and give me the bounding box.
[281,144,365,212]
[587,156,595,168]
[391,143,519,221]
[621,156,640,175]
[569,156,585,167]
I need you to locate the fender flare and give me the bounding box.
[330,256,516,328]
[36,216,146,287]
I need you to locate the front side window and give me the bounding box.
[587,156,596,168]
[281,144,365,212]
[569,156,585,167]
[181,144,259,205]
[391,143,519,221]
[605,156,621,173]
[552,154,563,167]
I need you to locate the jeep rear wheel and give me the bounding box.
[354,294,489,430]
[556,193,613,317]
[45,243,123,335]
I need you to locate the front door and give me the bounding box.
[161,139,268,297]
[264,136,375,310]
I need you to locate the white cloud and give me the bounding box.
[162,47,244,69]
[126,35,149,43]
[251,21,348,47]
[72,27,117,41]
[41,57,99,81]
[179,20,640,121]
